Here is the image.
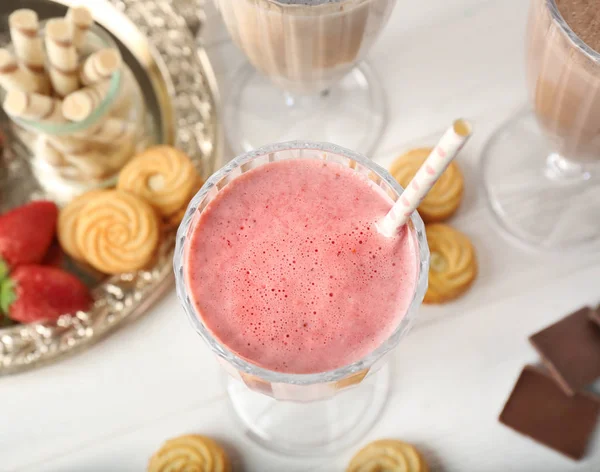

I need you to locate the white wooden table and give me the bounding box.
[3,0,600,470]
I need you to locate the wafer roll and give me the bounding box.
[28,69,51,95]
[80,48,121,86]
[3,90,65,123]
[24,65,51,95]
[8,10,52,94]
[34,136,67,167]
[66,6,93,50]
[57,165,86,180]
[45,19,79,97]
[76,117,134,144]
[63,149,107,179]
[8,9,52,95]
[46,134,91,155]
[9,9,45,73]
[62,80,110,121]
[0,49,38,93]
[103,139,135,171]
[63,144,133,180]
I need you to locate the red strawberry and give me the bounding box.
[1,265,92,324]
[42,242,65,269]
[0,201,58,269]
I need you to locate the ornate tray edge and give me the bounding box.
[0,0,222,375]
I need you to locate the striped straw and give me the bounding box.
[378,119,473,237]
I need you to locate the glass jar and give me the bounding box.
[3,22,146,204]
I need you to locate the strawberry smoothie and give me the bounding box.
[185,158,418,374]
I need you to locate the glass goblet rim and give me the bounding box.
[173,140,429,386]
[546,0,600,64]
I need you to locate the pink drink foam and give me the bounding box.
[186,159,418,374]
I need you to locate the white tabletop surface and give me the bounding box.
[3,0,600,471]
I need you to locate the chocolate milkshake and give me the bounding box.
[214,0,396,94]
[527,0,600,164]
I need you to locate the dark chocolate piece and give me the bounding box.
[589,306,600,328]
[529,306,600,395]
[499,365,600,460]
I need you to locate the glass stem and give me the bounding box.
[284,92,296,107]
[544,152,593,182]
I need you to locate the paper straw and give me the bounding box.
[378,119,473,237]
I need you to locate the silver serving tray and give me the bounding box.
[0,0,222,374]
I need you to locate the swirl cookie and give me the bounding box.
[347,439,429,472]
[57,189,107,261]
[148,434,231,472]
[164,175,205,231]
[75,190,160,274]
[118,145,198,218]
[390,147,464,222]
[424,223,477,304]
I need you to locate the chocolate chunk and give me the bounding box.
[499,366,600,460]
[589,306,600,328]
[529,307,600,395]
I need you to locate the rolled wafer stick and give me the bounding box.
[64,143,133,180]
[0,49,38,93]
[3,89,65,123]
[80,48,122,86]
[46,134,91,155]
[45,19,79,97]
[22,64,51,95]
[66,6,94,50]
[62,80,110,121]
[76,117,134,144]
[34,136,67,167]
[9,10,45,73]
[63,149,108,179]
[9,8,50,94]
[8,10,52,94]
[27,69,51,95]
[103,139,135,171]
[57,166,85,180]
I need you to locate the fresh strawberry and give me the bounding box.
[0,201,58,269]
[42,242,65,269]
[1,265,92,324]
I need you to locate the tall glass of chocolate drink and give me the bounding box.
[214,0,396,155]
[481,0,600,250]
